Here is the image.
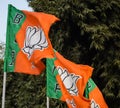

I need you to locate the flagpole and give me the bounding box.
[47,96,49,108]
[2,72,7,108]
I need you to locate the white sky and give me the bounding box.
[0,0,33,43]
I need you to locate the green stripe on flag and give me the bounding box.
[84,78,96,98]
[46,58,62,99]
[4,4,26,72]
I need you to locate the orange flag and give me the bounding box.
[84,78,108,108]
[4,4,59,75]
[54,51,93,108]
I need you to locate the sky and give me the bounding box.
[0,0,33,43]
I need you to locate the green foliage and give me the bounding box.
[29,0,120,107]
[0,0,120,107]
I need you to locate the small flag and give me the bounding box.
[4,4,59,75]
[84,78,108,108]
[47,51,93,108]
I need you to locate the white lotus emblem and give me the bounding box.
[22,26,48,58]
[57,66,82,96]
[91,99,100,108]
[66,99,76,108]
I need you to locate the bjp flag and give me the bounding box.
[84,78,108,108]
[46,58,62,99]
[4,4,59,75]
[48,51,93,108]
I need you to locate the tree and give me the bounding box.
[29,0,120,107]
[0,42,4,107]
[0,42,5,59]
[0,0,120,107]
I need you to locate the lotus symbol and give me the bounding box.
[91,99,100,108]
[57,66,82,96]
[66,99,76,108]
[22,26,48,58]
